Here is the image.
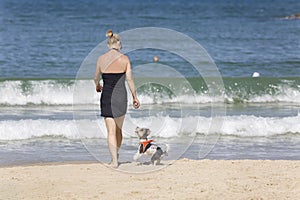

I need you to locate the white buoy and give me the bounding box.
[252,72,260,77]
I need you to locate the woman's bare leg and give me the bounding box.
[104,117,118,168]
[114,115,125,152]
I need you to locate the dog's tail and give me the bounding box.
[164,144,170,156]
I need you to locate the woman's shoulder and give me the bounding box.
[118,54,130,63]
[98,52,129,63]
[117,52,127,59]
[97,53,107,61]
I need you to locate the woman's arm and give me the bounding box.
[94,57,102,92]
[125,58,140,109]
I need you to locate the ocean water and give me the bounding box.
[0,0,300,166]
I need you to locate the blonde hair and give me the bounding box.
[106,29,121,48]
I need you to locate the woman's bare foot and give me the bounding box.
[108,154,119,165]
[109,160,119,168]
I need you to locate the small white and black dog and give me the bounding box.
[133,127,169,165]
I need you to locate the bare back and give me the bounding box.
[94,48,138,109]
[98,50,128,73]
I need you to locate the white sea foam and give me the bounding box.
[247,85,300,103]
[0,115,299,141]
[0,80,76,105]
[0,80,299,105]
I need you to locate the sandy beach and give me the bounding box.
[1,0,300,199]
[0,159,299,200]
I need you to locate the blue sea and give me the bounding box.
[0,0,299,167]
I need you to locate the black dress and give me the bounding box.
[100,72,127,118]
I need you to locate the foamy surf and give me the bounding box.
[1,115,299,141]
[0,78,299,105]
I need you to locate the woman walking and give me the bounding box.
[94,30,140,168]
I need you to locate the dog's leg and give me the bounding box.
[133,151,142,162]
[151,155,156,165]
[156,158,161,165]
[151,153,157,166]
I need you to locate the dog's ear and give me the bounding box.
[135,127,140,136]
[136,127,144,138]
[141,128,150,139]
[146,129,151,136]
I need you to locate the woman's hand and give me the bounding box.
[96,83,102,92]
[133,98,140,109]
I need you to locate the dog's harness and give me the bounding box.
[139,140,154,153]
